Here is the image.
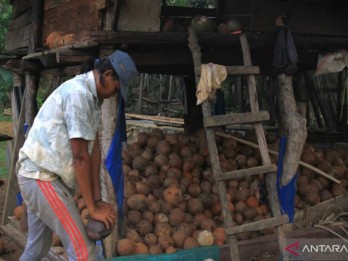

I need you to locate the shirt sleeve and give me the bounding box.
[63,91,96,141]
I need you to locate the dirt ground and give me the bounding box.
[0,180,24,260]
[0,121,14,137]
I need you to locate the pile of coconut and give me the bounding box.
[11,128,348,256]
[116,128,348,256]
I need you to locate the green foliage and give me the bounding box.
[0,0,12,53]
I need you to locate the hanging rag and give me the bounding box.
[272,26,298,75]
[105,94,127,236]
[196,63,227,105]
[276,135,296,223]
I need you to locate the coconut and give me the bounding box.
[137,219,153,236]
[117,239,135,256]
[134,242,148,254]
[183,237,199,249]
[168,208,185,226]
[144,233,158,246]
[149,244,163,254]
[163,187,182,206]
[172,230,187,248]
[126,194,146,211]
[197,230,214,246]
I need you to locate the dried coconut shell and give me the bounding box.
[155,222,172,237]
[158,234,174,250]
[197,230,214,246]
[149,244,163,254]
[172,230,187,248]
[165,246,176,254]
[168,208,185,226]
[127,211,142,226]
[117,238,135,256]
[147,200,161,214]
[187,198,203,215]
[183,237,199,249]
[137,219,153,236]
[144,233,158,246]
[125,229,142,243]
[134,242,149,254]
[163,187,182,206]
[126,194,146,211]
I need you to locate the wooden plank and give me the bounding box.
[7,9,32,30]
[239,32,287,259]
[1,88,26,225]
[1,224,27,247]
[294,193,348,228]
[250,0,348,37]
[203,111,269,128]
[42,0,98,43]
[126,113,184,125]
[5,23,31,51]
[0,224,68,261]
[188,25,240,261]
[44,0,71,11]
[22,40,98,60]
[11,0,32,19]
[225,215,289,235]
[95,0,109,10]
[226,66,259,75]
[117,0,161,32]
[217,164,277,181]
[220,222,348,261]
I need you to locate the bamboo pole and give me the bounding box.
[215,131,340,184]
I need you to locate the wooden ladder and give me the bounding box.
[188,27,289,261]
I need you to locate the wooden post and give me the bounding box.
[188,25,240,261]
[303,72,324,128]
[138,73,144,114]
[236,76,243,113]
[2,88,26,225]
[304,72,334,130]
[99,46,118,259]
[239,33,287,259]
[30,0,44,53]
[277,74,307,186]
[24,72,39,126]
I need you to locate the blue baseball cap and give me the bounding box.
[108,50,138,101]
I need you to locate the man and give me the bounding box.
[16,50,138,260]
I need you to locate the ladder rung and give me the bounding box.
[225,215,289,235]
[217,164,277,181]
[226,66,260,75]
[203,111,270,128]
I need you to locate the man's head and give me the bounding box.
[94,51,137,100]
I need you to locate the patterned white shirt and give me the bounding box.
[17,71,101,188]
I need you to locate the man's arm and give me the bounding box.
[70,138,116,229]
[91,134,101,201]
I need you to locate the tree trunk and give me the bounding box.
[277,74,307,186]
[99,96,118,259]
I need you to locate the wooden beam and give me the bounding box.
[203,111,269,128]
[30,0,44,53]
[226,66,259,75]
[2,88,26,225]
[217,164,277,180]
[226,215,289,235]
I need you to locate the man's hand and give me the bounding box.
[89,201,116,230]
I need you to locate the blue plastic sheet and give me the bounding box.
[105,95,127,216]
[276,135,296,223]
